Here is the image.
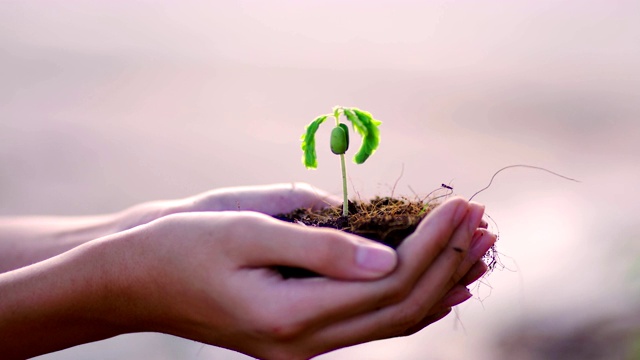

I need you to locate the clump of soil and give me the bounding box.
[275,196,435,249]
[273,196,499,278]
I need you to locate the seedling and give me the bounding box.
[286,114,580,280]
[301,106,381,216]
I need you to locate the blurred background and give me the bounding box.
[1,1,638,359]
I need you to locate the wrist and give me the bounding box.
[0,233,135,358]
[90,222,178,335]
[0,214,122,273]
[113,198,187,232]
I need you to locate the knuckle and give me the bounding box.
[253,311,306,342]
[394,299,425,328]
[451,245,467,256]
[291,181,312,190]
[444,246,468,273]
[290,182,313,198]
[386,305,423,336]
[313,231,353,263]
[381,281,413,305]
[446,273,463,289]
[261,348,309,360]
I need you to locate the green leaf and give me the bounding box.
[332,106,342,119]
[343,108,381,164]
[343,108,364,135]
[300,115,328,169]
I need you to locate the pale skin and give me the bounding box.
[0,183,496,360]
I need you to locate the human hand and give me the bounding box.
[115,183,341,231]
[0,183,337,273]
[102,196,494,359]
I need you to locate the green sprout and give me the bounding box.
[301,106,382,217]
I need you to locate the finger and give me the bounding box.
[470,230,497,264]
[440,285,473,308]
[393,197,471,283]
[395,272,481,339]
[406,202,484,314]
[229,212,397,280]
[390,202,484,312]
[251,182,342,213]
[398,307,452,338]
[449,229,497,288]
[397,201,484,288]
[459,261,487,287]
[424,284,473,318]
[189,183,342,214]
[398,285,473,338]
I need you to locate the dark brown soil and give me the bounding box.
[273,196,436,277]
[274,196,436,248]
[273,196,499,278]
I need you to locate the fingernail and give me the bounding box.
[441,287,472,308]
[470,232,496,261]
[468,203,485,232]
[432,308,452,322]
[356,245,397,274]
[463,262,488,285]
[470,231,484,249]
[452,199,469,226]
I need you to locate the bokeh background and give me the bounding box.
[2,1,639,359]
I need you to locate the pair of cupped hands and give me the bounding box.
[63,183,496,359]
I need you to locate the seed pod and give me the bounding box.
[338,123,349,150]
[330,125,349,154]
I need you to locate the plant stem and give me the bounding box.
[340,153,348,216]
[335,109,349,217]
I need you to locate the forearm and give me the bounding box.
[0,183,335,273]
[0,215,120,272]
[0,234,135,359]
[0,200,182,273]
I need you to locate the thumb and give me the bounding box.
[239,213,398,280]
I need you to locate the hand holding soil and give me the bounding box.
[0,183,495,359]
[114,185,494,359]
